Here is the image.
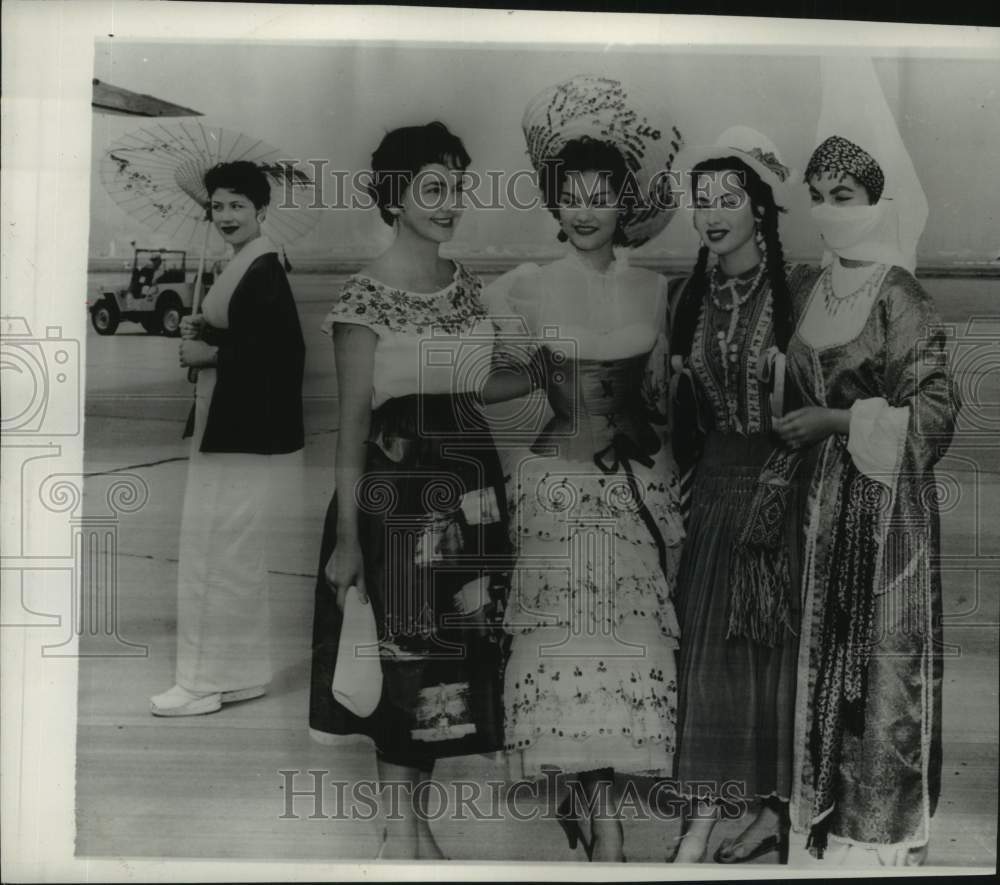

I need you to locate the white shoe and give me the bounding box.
[150,685,221,716]
[150,683,267,716]
[220,685,267,704]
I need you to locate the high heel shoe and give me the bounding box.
[713,823,790,864]
[374,827,426,861]
[666,830,708,863]
[556,793,594,860]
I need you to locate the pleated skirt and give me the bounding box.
[674,431,807,800]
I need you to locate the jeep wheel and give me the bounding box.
[91,300,120,336]
[156,295,183,338]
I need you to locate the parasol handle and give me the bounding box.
[186,218,212,384]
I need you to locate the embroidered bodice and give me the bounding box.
[688,269,779,436]
[321,262,493,407]
[536,353,661,461]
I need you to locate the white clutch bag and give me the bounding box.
[331,586,382,718]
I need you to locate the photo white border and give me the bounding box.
[2,1,997,881]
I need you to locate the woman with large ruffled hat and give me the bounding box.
[484,74,685,862]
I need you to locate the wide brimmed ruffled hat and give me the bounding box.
[676,125,794,206]
[521,74,684,247]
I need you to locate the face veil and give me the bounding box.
[808,56,928,274]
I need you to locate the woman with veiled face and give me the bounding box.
[773,117,958,866]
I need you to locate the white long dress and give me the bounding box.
[174,239,304,695]
[174,368,276,693]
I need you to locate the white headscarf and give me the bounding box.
[809,56,928,275]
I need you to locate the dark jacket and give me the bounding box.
[184,253,305,455]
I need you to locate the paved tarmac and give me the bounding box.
[76,272,998,866]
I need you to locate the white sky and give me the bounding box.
[90,40,1000,263]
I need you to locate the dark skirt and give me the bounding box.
[309,393,511,768]
[674,431,809,800]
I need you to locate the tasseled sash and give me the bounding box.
[728,446,801,646]
[806,448,885,854]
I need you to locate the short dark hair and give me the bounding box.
[204,161,271,209]
[367,121,471,226]
[538,138,632,246]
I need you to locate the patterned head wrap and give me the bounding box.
[521,75,683,247]
[805,134,885,203]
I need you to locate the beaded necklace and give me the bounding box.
[708,255,768,429]
[821,261,884,315]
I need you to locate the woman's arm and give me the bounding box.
[774,271,958,472]
[326,322,377,610]
[640,275,674,425]
[772,406,850,448]
[479,270,543,404]
[876,272,957,472]
[479,347,543,403]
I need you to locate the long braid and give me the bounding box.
[670,242,709,510]
[672,244,709,359]
[760,204,794,351]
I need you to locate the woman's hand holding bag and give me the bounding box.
[326,540,379,718]
[331,585,382,718]
[325,542,367,611]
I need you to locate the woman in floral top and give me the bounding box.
[309,122,511,860]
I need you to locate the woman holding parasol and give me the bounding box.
[150,159,305,716]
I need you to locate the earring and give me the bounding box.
[754,225,767,253]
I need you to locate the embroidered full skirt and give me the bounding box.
[502,445,684,779]
[309,394,511,767]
